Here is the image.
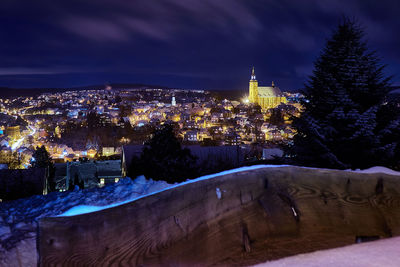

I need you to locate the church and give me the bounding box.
[248,67,287,109]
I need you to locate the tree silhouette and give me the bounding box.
[32,145,55,191]
[289,18,399,169]
[138,124,197,183]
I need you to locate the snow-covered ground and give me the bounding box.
[256,236,400,267]
[0,176,172,267]
[352,166,400,176]
[1,164,400,266]
[59,164,279,216]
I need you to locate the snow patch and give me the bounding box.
[216,188,222,199]
[0,225,11,238]
[0,175,173,263]
[256,236,400,267]
[59,165,288,216]
[60,205,108,217]
[352,166,400,176]
[58,176,173,216]
[291,207,298,217]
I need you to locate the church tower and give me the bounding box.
[249,67,258,104]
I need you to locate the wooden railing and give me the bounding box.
[38,166,400,266]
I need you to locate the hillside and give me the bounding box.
[0,83,167,98]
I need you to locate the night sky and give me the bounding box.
[1,0,399,91]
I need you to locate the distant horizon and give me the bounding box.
[0,70,305,93]
[0,81,302,93]
[0,69,398,93]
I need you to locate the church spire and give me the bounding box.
[251,66,256,80]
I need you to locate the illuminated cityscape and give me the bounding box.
[2,1,400,266]
[0,74,301,174]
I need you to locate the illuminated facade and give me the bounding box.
[6,125,21,140]
[249,67,287,109]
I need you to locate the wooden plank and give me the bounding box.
[38,166,400,266]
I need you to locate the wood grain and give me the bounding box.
[38,167,400,266]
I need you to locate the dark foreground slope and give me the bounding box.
[39,166,400,266]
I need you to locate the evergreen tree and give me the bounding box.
[32,145,52,168]
[139,124,197,183]
[289,18,398,169]
[31,145,56,190]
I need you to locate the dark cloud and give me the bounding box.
[57,0,262,43]
[0,0,399,90]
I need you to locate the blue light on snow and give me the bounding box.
[61,205,106,216]
[58,165,290,217]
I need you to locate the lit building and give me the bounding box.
[6,126,21,141]
[224,132,241,146]
[184,130,200,142]
[0,147,12,164]
[102,147,115,157]
[248,67,287,109]
[87,148,97,158]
